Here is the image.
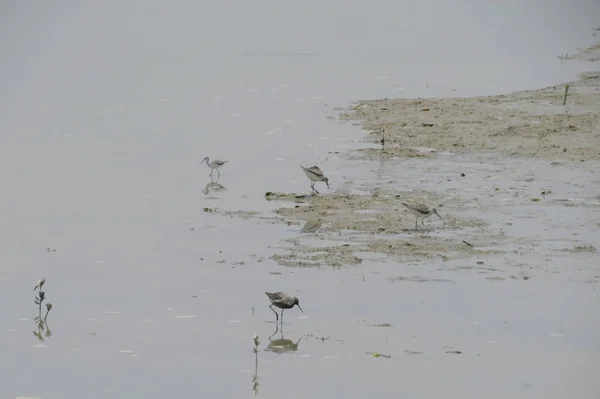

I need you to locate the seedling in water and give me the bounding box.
[252,333,260,395]
[33,278,53,341]
[33,277,53,321]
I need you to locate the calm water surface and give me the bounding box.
[1,1,599,398]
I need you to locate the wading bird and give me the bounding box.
[300,165,330,194]
[402,202,442,231]
[265,292,304,325]
[201,156,227,177]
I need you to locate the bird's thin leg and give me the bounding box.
[311,182,320,194]
[210,168,214,176]
[217,169,221,178]
[415,218,418,231]
[270,305,279,321]
[422,218,426,226]
[280,309,285,326]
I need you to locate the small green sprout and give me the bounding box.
[33,277,53,322]
[252,333,260,395]
[34,278,46,291]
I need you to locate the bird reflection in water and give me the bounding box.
[202,175,227,195]
[300,218,324,234]
[265,323,302,355]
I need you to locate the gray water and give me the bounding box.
[1,1,600,398]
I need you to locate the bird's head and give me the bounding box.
[323,177,330,189]
[293,297,304,313]
[201,157,209,164]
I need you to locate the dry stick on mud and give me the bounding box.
[563,83,570,105]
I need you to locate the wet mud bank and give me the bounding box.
[339,71,600,162]
[266,70,600,273]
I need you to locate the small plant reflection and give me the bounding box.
[33,278,53,342]
[33,315,52,342]
[202,175,227,195]
[252,333,260,396]
[265,324,302,355]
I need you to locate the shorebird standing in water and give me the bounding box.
[201,156,227,178]
[300,165,330,194]
[265,292,304,325]
[402,202,442,231]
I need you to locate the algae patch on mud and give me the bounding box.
[266,190,496,268]
[270,242,363,268]
[265,192,311,202]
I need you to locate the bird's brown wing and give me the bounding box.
[301,165,324,178]
[265,292,286,302]
[402,203,430,214]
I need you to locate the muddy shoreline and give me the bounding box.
[338,71,600,162]
[335,40,600,163]
[262,62,600,267]
[230,40,600,268]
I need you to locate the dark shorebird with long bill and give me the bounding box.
[265,292,304,325]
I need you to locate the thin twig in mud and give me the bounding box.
[563,84,570,105]
[462,240,473,247]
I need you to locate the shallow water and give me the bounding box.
[2,1,600,398]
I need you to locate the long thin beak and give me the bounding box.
[297,304,304,313]
[325,181,330,190]
[435,211,442,219]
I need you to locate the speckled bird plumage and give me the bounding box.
[266,291,304,324]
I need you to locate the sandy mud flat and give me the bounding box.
[340,70,600,162]
[260,47,600,273]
